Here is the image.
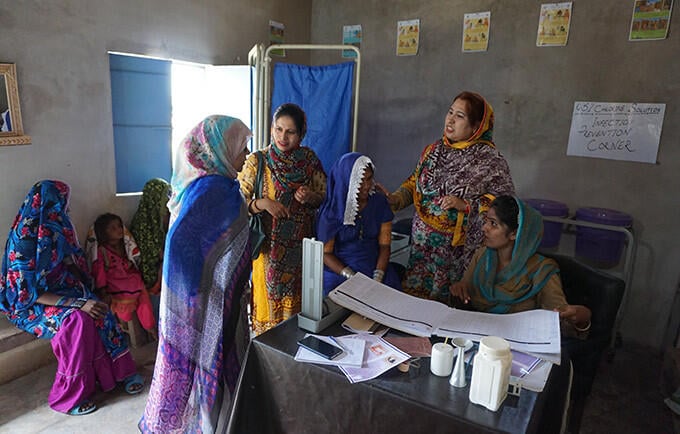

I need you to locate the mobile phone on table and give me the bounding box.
[297,335,343,360]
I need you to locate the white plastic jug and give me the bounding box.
[469,336,512,411]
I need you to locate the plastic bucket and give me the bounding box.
[525,199,569,249]
[575,207,632,268]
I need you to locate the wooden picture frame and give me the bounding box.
[0,63,31,146]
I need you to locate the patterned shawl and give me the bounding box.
[0,181,128,358]
[317,152,374,242]
[0,180,89,337]
[168,115,252,218]
[472,197,558,313]
[411,95,508,246]
[262,143,325,298]
[141,117,252,433]
[130,178,170,287]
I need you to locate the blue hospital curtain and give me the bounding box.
[271,62,354,172]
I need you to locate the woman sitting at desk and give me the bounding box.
[450,195,591,335]
[316,153,401,295]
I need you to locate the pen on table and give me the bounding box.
[329,336,352,355]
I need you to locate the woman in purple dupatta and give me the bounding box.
[317,153,401,295]
[140,115,252,433]
[0,180,139,415]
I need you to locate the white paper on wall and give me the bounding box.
[567,101,665,164]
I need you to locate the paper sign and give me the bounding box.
[629,0,674,41]
[462,12,491,52]
[536,2,573,46]
[343,24,362,58]
[269,20,285,57]
[567,101,666,164]
[396,19,420,56]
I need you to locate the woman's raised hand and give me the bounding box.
[440,195,466,211]
[294,185,318,206]
[375,183,397,206]
[259,198,291,219]
[449,281,471,304]
[81,299,109,320]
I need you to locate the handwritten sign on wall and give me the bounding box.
[567,101,665,164]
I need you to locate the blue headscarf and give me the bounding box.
[472,197,558,313]
[317,152,374,242]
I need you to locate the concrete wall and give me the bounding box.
[0,0,311,239]
[310,0,680,348]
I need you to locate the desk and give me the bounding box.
[228,317,571,434]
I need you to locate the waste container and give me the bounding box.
[575,207,632,268]
[525,199,569,249]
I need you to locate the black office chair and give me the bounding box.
[541,252,625,434]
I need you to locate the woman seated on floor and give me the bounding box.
[0,180,144,416]
[316,152,402,295]
[450,195,591,335]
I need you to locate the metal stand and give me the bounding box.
[541,215,636,353]
[298,238,347,333]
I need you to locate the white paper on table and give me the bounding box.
[434,308,561,357]
[338,334,411,383]
[294,334,366,368]
[329,273,452,337]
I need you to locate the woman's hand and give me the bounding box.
[440,195,467,212]
[375,183,397,206]
[81,299,109,320]
[258,198,291,219]
[555,304,592,329]
[449,281,471,304]
[294,185,320,207]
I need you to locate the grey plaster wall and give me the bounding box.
[310,0,680,348]
[0,1,310,254]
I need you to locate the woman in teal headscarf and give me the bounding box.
[450,196,591,333]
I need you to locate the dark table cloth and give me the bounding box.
[227,316,570,434]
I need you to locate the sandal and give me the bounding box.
[68,400,97,416]
[123,373,145,395]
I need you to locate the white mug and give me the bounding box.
[430,342,455,376]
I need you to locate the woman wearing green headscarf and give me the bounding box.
[450,195,591,334]
[130,178,170,295]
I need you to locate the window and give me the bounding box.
[109,53,252,194]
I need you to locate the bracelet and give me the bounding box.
[251,199,261,212]
[574,320,591,332]
[340,266,356,279]
[373,269,385,282]
[464,201,471,214]
[55,296,68,307]
[70,297,88,309]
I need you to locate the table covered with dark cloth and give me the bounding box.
[227,316,570,434]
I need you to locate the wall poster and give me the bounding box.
[536,2,573,46]
[396,19,420,56]
[629,0,674,41]
[343,24,362,58]
[462,12,491,52]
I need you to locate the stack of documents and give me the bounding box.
[329,273,561,364]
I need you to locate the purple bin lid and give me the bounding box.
[575,207,632,226]
[524,198,569,217]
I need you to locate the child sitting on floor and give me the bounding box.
[89,213,156,339]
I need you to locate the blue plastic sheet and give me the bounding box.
[271,62,354,172]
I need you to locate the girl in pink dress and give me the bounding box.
[91,213,156,337]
